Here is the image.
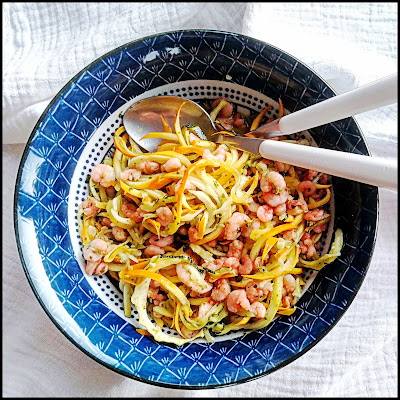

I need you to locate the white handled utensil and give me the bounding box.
[215,134,398,190]
[250,73,398,137]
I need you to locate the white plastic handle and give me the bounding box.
[279,73,398,135]
[259,140,397,190]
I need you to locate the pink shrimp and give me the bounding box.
[112,226,128,242]
[226,290,251,313]
[176,263,213,294]
[283,274,296,294]
[239,255,254,275]
[137,161,161,174]
[223,257,241,271]
[198,300,216,319]
[241,220,261,238]
[248,200,260,213]
[262,190,288,207]
[161,157,182,173]
[188,227,199,243]
[211,278,231,302]
[105,186,116,197]
[119,168,141,181]
[224,212,250,240]
[282,295,293,308]
[274,202,287,216]
[304,209,326,222]
[286,199,308,215]
[319,173,329,185]
[250,302,266,319]
[155,206,173,226]
[82,238,111,262]
[257,205,274,222]
[189,289,212,298]
[85,260,108,275]
[149,234,174,248]
[100,217,112,228]
[282,229,297,241]
[180,325,201,339]
[260,171,286,193]
[148,286,166,306]
[206,239,217,247]
[202,258,225,272]
[202,147,226,162]
[82,196,99,217]
[297,180,317,197]
[312,223,328,233]
[246,280,273,303]
[211,97,234,118]
[143,245,165,257]
[120,203,146,222]
[232,112,246,129]
[227,240,244,259]
[303,169,319,181]
[299,232,317,259]
[174,179,196,193]
[274,161,290,172]
[91,164,116,188]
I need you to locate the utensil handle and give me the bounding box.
[279,73,398,135]
[259,140,397,189]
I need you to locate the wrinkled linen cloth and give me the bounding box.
[3,3,397,397]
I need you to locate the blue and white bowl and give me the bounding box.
[14,29,378,389]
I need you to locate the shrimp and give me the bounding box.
[174,179,196,193]
[82,196,99,217]
[262,190,288,207]
[91,164,116,188]
[241,220,261,238]
[282,229,297,241]
[227,240,244,259]
[180,325,201,339]
[260,171,286,193]
[82,238,111,262]
[161,157,182,172]
[223,212,250,240]
[100,217,112,228]
[274,202,287,216]
[121,203,146,222]
[233,112,246,129]
[176,263,213,294]
[257,205,274,222]
[155,206,173,226]
[274,161,290,172]
[211,97,234,118]
[223,257,241,271]
[85,260,108,275]
[297,180,317,197]
[303,169,319,181]
[187,226,200,243]
[112,226,128,242]
[211,278,231,302]
[304,209,326,222]
[202,147,226,162]
[286,199,308,215]
[283,274,296,294]
[137,161,161,174]
[246,280,273,303]
[248,200,260,213]
[206,239,217,247]
[198,300,215,319]
[202,258,225,272]
[148,287,166,305]
[189,289,212,298]
[105,186,116,197]
[119,168,141,181]
[319,173,329,185]
[143,245,165,257]
[239,255,254,275]
[226,290,251,313]
[282,295,293,308]
[250,302,266,319]
[313,223,328,233]
[299,232,317,259]
[149,234,174,248]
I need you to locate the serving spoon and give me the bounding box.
[122,74,397,189]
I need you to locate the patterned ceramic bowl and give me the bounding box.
[14,29,378,389]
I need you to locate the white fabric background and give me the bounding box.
[3,2,397,397]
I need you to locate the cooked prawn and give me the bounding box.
[161,157,182,173]
[286,199,308,215]
[211,97,234,118]
[260,171,286,193]
[176,263,213,294]
[250,301,266,319]
[83,238,111,262]
[211,278,231,302]
[155,206,173,226]
[262,190,288,207]
[304,209,325,222]
[226,290,251,313]
[297,180,317,197]
[239,255,254,275]
[224,212,250,240]
[112,226,128,242]
[121,203,146,222]
[82,196,99,217]
[257,205,274,222]
[137,161,161,174]
[143,245,165,257]
[119,168,141,181]
[227,240,244,259]
[85,260,108,275]
[91,164,116,188]
[149,234,174,247]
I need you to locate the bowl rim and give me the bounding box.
[13,28,379,390]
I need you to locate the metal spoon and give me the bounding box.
[122,94,397,189]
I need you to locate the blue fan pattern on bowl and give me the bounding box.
[15,30,378,388]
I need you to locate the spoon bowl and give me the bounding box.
[123,96,216,152]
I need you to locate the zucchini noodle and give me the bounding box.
[79,97,343,344]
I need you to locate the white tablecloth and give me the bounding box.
[3,3,397,397]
